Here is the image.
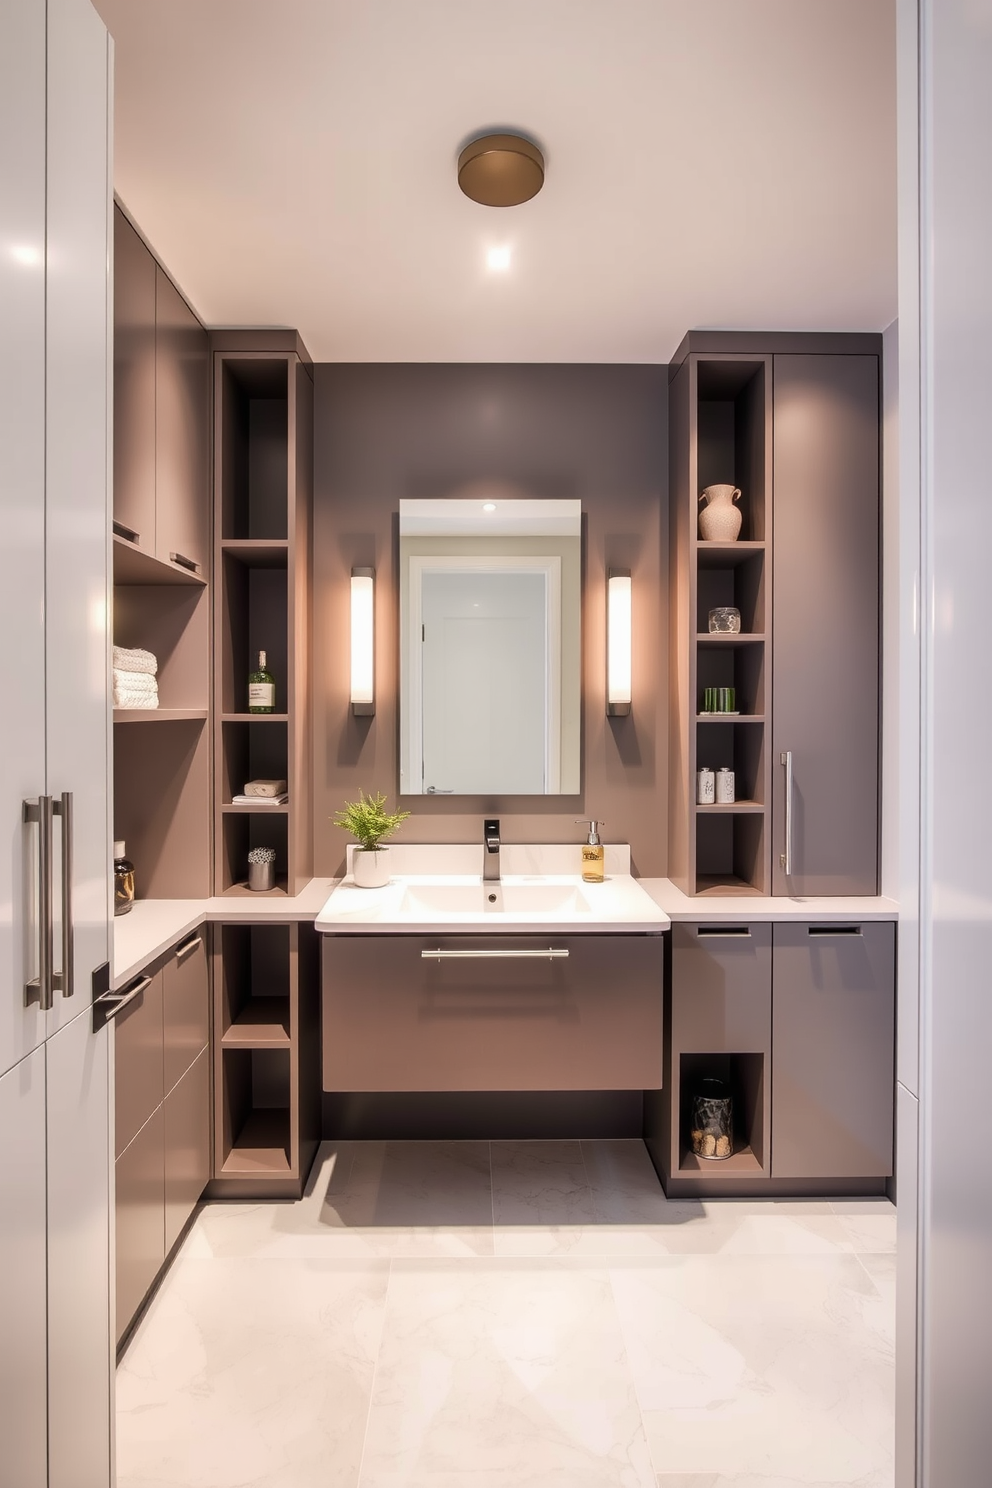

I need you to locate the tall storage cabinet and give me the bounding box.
[668,332,881,897]
[0,0,113,1482]
[111,204,211,899]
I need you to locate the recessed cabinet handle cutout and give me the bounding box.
[696,926,752,938]
[807,925,863,937]
[112,519,140,544]
[169,551,200,574]
[92,974,151,1026]
[175,934,203,962]
[422,948,569,960]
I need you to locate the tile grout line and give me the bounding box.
[604,1261,661,1484]
[354,1254,392,1488]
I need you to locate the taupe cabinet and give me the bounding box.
[114,931,210,1343]
[771,354,880,895]
[322,935,665,1093]
[646,919,895,1197]
[668,332,881,897]
[112,205,209,578]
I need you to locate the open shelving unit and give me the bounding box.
[209,921,320,1197]
[112,517,212,900]
[668,351,773,895]
[212,334,313,897]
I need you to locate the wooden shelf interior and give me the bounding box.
[695,358,767,542]
[113,582,209,712]
[219,718,288,806]
[696,720,764,804]
[221,538,289,567]
[218,810,288,896]
[678,1052,766,1175]
[218,357,289,541]
[695,811,766,895]
[696,638,765,717]
[113,715,211,898]
[696,548,765,634]
[218,923,292,1049]
[114,708,208,723]
[219,552,288,716]
[221,1098,291,1176]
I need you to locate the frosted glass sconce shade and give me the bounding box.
[607,569,632,716]
[350,567,375,716]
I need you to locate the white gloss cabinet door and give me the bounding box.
[0,0,49,1077]
[0,1048,49,1488]
[46,1010,112,1488]
[45,0,112,1029]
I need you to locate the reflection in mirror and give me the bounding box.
[399,498,581,795]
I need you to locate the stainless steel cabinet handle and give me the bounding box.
[53,792,73,998]
[92,974,151,1025]
[807,925,863,938]
[422,948,569,960]
[780,750,794,876]
[696,926,752,938]
[23,796,54,1009]
[112,519,139,544]
[175,934,203,962]
[169,550,200,574]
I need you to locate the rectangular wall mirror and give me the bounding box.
[399,498,582,795]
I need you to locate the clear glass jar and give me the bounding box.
[690,1077,734,1160]
[708,606,742,634]
[113,840,135,916]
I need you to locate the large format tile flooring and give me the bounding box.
[116,1140,895,1487]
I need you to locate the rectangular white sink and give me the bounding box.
[316,855,669,935]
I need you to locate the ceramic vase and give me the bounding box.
[353,847,390,888]
[698,484,743,542]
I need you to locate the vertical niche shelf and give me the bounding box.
[669,349,773,896]
[209,920,320,1198]
[212,335,314,896]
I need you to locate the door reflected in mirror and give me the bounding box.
[399,498,581,796]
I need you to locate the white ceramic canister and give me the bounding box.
[716,768,736,804]
[696,768,715,805]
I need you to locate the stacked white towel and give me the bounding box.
[113,646,159,709]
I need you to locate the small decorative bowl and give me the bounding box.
[708,606,741,634]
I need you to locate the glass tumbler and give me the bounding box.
[690,1077,734,1160]
[709,606,742,634]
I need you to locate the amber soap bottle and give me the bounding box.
[576,819,605,883]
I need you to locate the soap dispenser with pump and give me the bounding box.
[575,820,605,883]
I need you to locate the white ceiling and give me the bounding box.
[95,0,896,363]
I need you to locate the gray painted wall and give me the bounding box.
[312,364,668,877]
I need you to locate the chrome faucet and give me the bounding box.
[483,818,501,882]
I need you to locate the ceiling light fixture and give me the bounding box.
[486,246,511,272]
[458,132,545,208]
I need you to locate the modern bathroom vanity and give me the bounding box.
[100,217,899,1346]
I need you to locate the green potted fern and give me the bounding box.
[333,788,410,888]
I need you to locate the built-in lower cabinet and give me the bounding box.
[645,918,895,1197]
[322,934,665,1093]
[114,929,209,1344]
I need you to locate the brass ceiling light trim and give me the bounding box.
[457,133,545,208]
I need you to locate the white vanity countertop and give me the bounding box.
[639,878,899,922]
[112,879,337,988]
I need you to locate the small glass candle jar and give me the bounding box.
[690,1077,734,1160]
[708,606,742,634]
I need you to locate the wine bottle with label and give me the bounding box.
[248,649,275,713]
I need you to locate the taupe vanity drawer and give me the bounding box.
[322,935,664,1092]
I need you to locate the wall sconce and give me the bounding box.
[607,569,631,716]
[350,567,375,716]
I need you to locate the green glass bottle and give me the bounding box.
[248,649,275,714]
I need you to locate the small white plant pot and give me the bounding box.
[352,847,390,888]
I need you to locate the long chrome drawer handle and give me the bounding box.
[780,750,794,876]
[54,792,73,998]
[92,974,152,1026]
[24,796,54,1010]
[421,948,569,960]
